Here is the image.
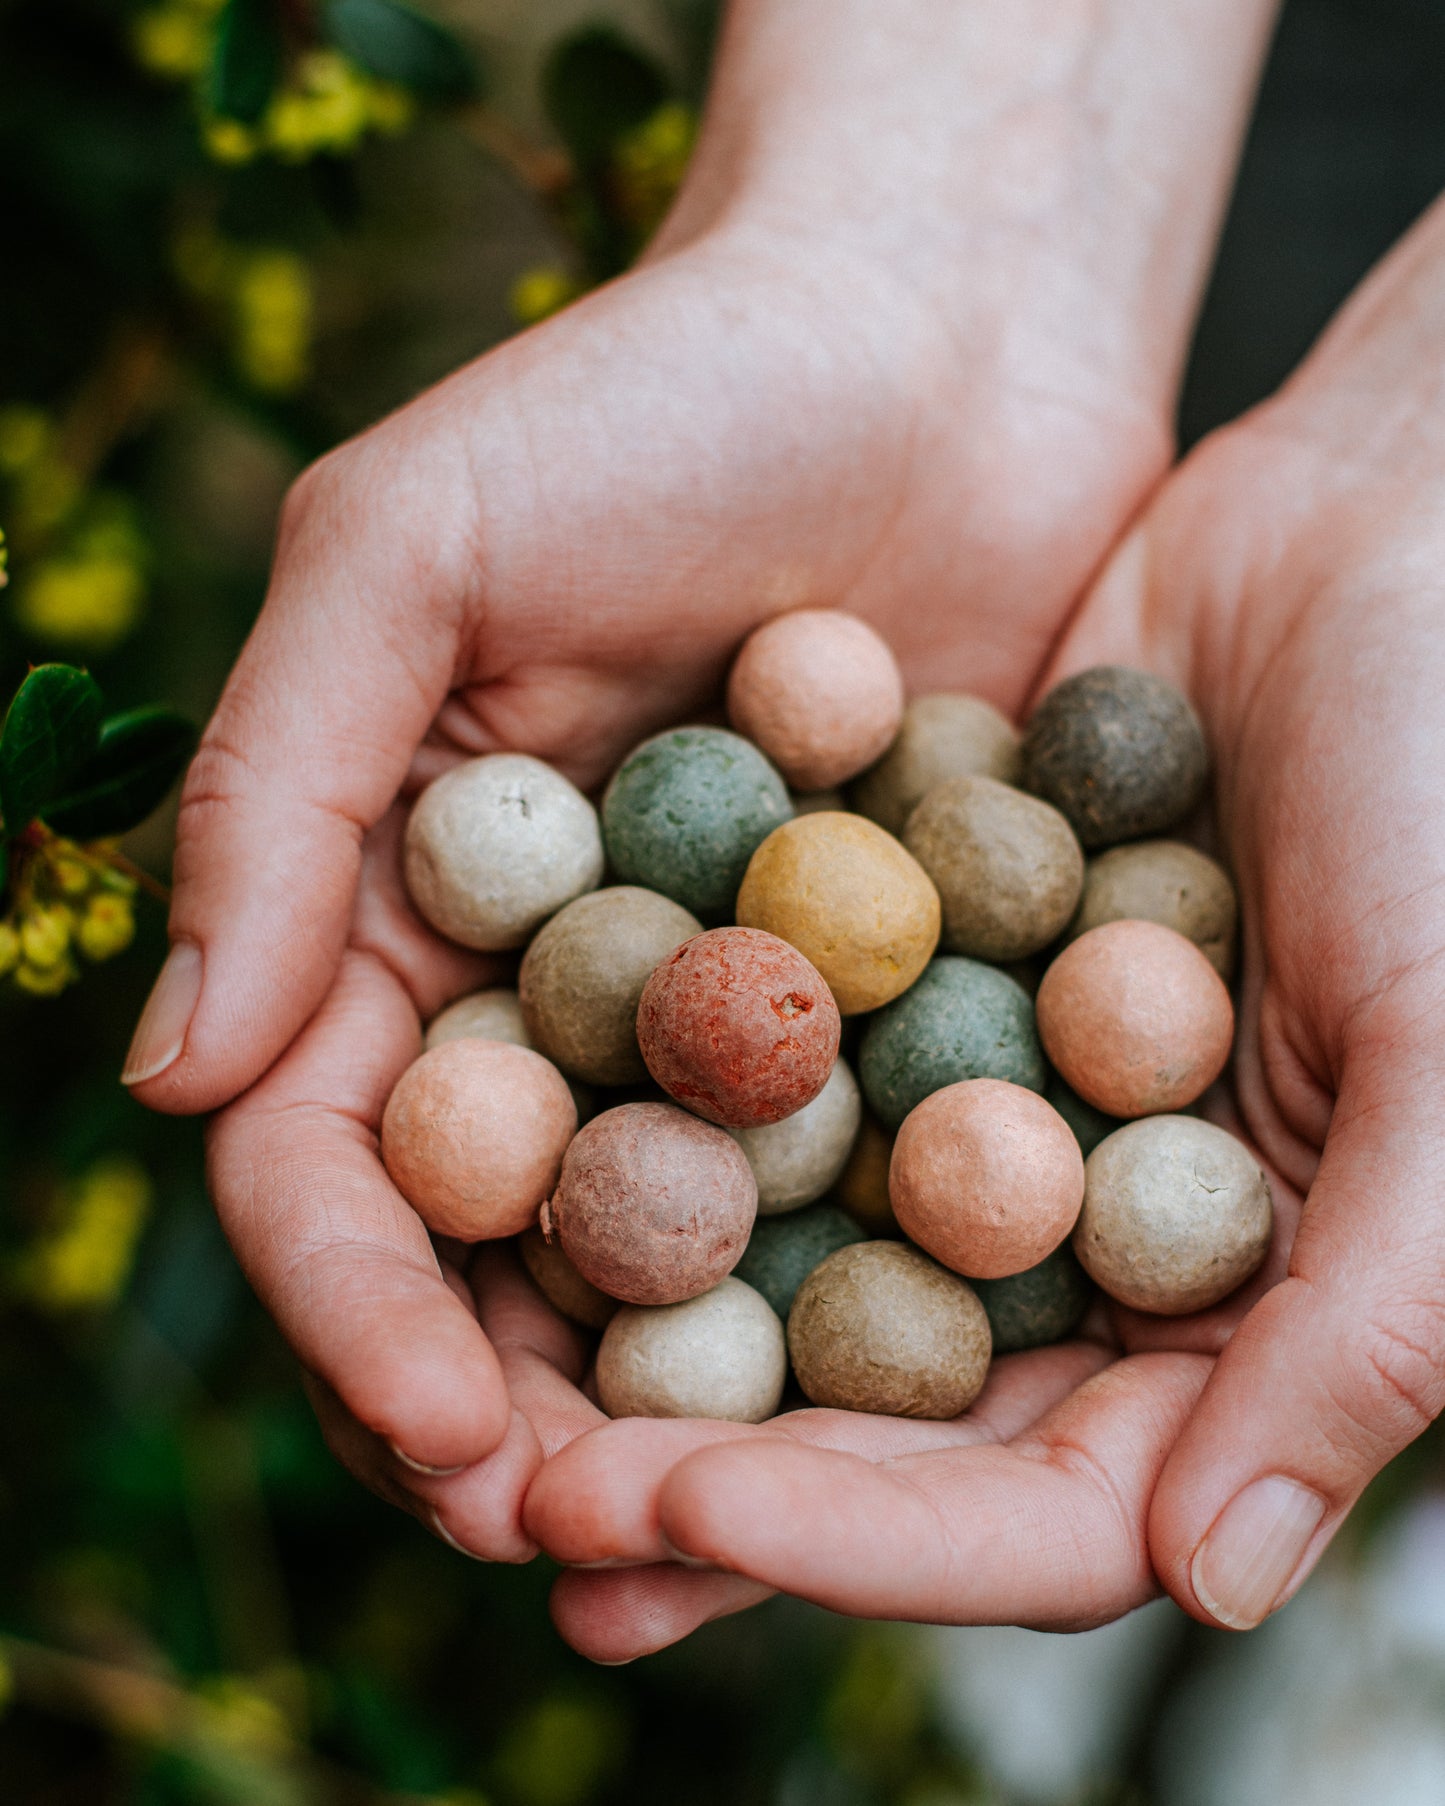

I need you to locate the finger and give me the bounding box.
[550,1566,775,1665]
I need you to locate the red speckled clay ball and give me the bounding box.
[1037,919,1234,1118]
[381,1039,577,1240]
[726,609,905,792]
[548,1101,758,1305]
[889,1079,1085,1279]
[637,926,841,1128]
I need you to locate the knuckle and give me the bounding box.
[1333,1302,1445,1450]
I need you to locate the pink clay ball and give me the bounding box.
[726,609,905,791]
[1036,919,1234,1118]
[381,1039,577,1240]
[889,1079,1085,1279]
[637,926,841,1129]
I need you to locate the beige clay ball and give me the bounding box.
[596,1278,787,1422]
[729,1058,862,1216]
[425,987,529,1051]
[1067,839,1238,980]
[852,693,1022,836]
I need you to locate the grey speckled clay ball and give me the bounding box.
[852,694,1022,837]
[425,988,529,1051]
[1045,1071,1124,1157]
[734,1204,865,1319]
[519,886,702,1085]
[729,1058,861,1216]
[602,727,792,920]
[1021,667,1208,848]
[1067,839,1238,979]
[597,1278,786,1422]
[788,1241,992,1419]
[970,1245,1093,1353]
[405,753,604,950]
[904,775,1084,960]
[859,957,1045,1131]
[1075,1115,1272,1315]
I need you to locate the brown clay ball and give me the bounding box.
[889,1079,1085,1279]
[381,1040,577,1240]
[1037,920,1234,1118]
[836,1111,899,1236]
[518,1224,619,1331]
[1067,840,1238,980]
[547,1102,758,1305]
[852,693,1023,836]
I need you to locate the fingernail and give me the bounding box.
[122,941,202,1086]
[390,1441,467,1478]
[428,1509,483,1560]
[1191,1476,1327,1629]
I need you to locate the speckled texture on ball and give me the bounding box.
[787,1241,992,1419]
[726,609,905,791]
[381,1040,577,1240]
[404,753,604,950]
[729,1058,861,1215]
[970,1245,1093,1352]
[548,1102,757,1306]
[518,1224,619,1331]
[602,727,792,920]
[903,775,1084,961]
[735,812,940,1015]
[1074,1115,1272,1314]
[1067,840,1238,979]
[1037,920,1234,1118]
[424,988,529,1051]
[637,927,840,1128]
[734,1205,866,1320]
[596,1278,786,1422]
[859,957,1045,1131]
[852,694,1023,836]
[1045,1071,1124,1157]
[836,1112,899,1235]
[519,886,702,1086]
[1021,666,1208,848]
[889,1079,1084,1279]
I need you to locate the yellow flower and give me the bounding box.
[15,553,145,650]
[76,894,136,962]
[204,117,258,165]
[50,853,94,897]
[195,1677,294,1758]
[509,266,581,327]
[234,251,313,394]
[20,904,72,969]
[132,6,212,79]
[267,52,372,161]
[18,1157,153,1311]
[0,405,52,473]
[612,102,697,239]
[14,958,76,996]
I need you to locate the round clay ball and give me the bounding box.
[381,1040,577,1240]
[519,886,702,1086]
[597,1278,786,1422]
[889,1079,1085,1279]
[1074,1115,1272,1315]
[970,1245,1094,1353]
[1045,1070,1124,1157]
[733,1204,866,1320]
[404,753,604,950]
[425,987,529,1051]
[1021,666,1208,848]
[903,775,1084,961]
[852,693,1022,836]
[726,609,905,791]
[735,812,940,1015]
[729,1057,862,1215]
[1067,839,1238,980]
[859,957,1045,1131]
[790,786,846,816]
[518,1224,619,1331]
[637,926,840,1129]
[602,727,792,920]
[837,1112,899,1235]
[1037,919,1234,1118]
[788,1241,992,1419]
[549,1101,757,1305]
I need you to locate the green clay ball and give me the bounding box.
[859,957,1045,1130]
[734,1203,866,1320]
[602,727,792,920]
[1045,1071,1124,1157]
[969,1245,1094,1353]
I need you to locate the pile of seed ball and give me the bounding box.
[382,609,1272,1425]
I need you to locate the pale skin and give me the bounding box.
[123,0,1445,1658]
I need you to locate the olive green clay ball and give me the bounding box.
[597,1278,786,1422]
[734,1204,866,1320]
[602,727,792,920]
[405,753,604,950]
[729,1057,862,1216]
[1067,839,1238,980]
[518,1224,619,1331]
[859,957,1045,1131]
[788,1242,992,1419]
[735,812,940,1015]
[852,693,1023,836]
[1045,1071,1124,1157]
[1021,666,1208,848]
[424,987,528,1051]
[519,886,702,1085]
[1074,1115,1272,1315]
[904,775,1084,961]
[970,1245,1094,1353]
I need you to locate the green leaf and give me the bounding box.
[541,25,668,166]
[324,0,479,101]
[208,0,284,126]
[42,708,197,841]
[0,664,104,837]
